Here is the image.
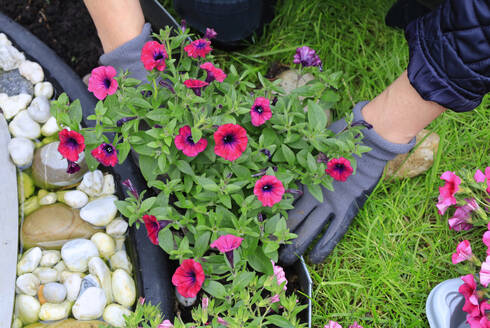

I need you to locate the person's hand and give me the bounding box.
[279,101,415,265]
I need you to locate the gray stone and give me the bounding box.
[32,141,88,189]
[0,69,33,96]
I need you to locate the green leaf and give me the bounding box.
[194,232,211,257]
[202,280,226,299]
[139,155,158,182]
[281,144,295,166]
[266,315,295,328]
[233,271,255,291]
[191,127,202,143]
[176,160,194,176]
[307,183,323,202]
[158,229,174,254]
[307,100,327,130]
[306,152,317,172]
[194,176,219,192]
[116,142,131,163]
[247,248,273,274]
[130,97,153,109]
[68,99,82,129]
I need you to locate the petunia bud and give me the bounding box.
[181,19,186,33]
[140,90,152,97]
[204,27,217,40]
[159,80,175,94]
[122,178,139,199]
[116,116,137,127]
[66,160,80,174]
[316,152,329,164]
[271,96,278,106]
[260,148,272,159]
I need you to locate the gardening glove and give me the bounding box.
[279,101,416,266]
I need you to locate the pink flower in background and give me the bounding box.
[254,175,285,207]
[459,274,480,317]
[349,323,363,328]
[452,240,473,264]
[204,28,217,40]
[480,257,490,287]
[184,79,209,96]
[437,171,461,215]
[475,169,486,183]
[250,97,272,126]
[88,66,118,100]
[210,234,243,253]
[174,125,208,157]
[200,62,226,83]
[202,297,209,309]
[217,317,228,326]
[271,260,288,291]
[141,41,168,71]
[184,39,212,58]
[158,320,174,328]
[483,231,490,249]
[324,321,342,328]
[466,300,490,327]
[270,294,280,303]
[448,199,478,231]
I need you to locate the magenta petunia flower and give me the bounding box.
[66,160,81,174]
[250,97,272,127]
[184,39,212,58]
[324,321,342,328]
[200,62,226,83]
[174,125,208,157]
[143,214,162,245]
[272,260,287,291]
[91,143,118,167]
[349,323,363,328]
[480,256,490,287]
[184,79,209,96]
[214,124,248,161]
[467,300,490,327]
[270,294,280,304]
[483,231,490,249]
[210,234,243,253]
[254,175,285,207]
[204,27,217,40]
[294,46,322,68]
[475,169,486,183]
[448,198,478,231]
[141,41,168,71]
[171,259,205,298]
[58,129,85,162]
[452,240,473,264]
[325,157,353,182]
[436,171,461,215]
[158,320,173,328]
[88,66,118,100]
[459,274,480,317]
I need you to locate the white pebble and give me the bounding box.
[112,269,136,307]
[0,33,12,47]
[72,287,107,320]
[106,218,128,238]
[41,116,59,137]
[0,93,32,120]
[15,295,40,324]
[34,82,54,99]
[63,190,88,209]
[8,137,34,168]
[0,44,25,71]
[103,303,132,327]
[39,300,71,321]
[39,192,57,205]
[53,261,66,275]
[110,250,133,273]
[19,60,44,84]
[8,110,41,140]
[91,232,116,259]
[40,250,61,267]
[17,247,42,275]
[62,272,82,302]
[102,174,115,195]
[27,96,51,123]
[88,257,113,304]
[33,267,58,284]
[61,238,99,272]
[114,237,126,252]
[42,282,67,304]
[15,273,40,296]
[80,195,118,227]
[77,170,104,197]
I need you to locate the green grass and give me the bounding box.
[162,0,490,326]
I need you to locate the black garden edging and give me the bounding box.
[0,11,174,319]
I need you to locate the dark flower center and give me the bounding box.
[334,163,345,172]
[262,184,273,192]
[103,144,114,154]
[223,134,235,144]
[104,78,111,89]
[254,105,263,114]
[66,137,79,148]
[154,52,164,60]
[196,41,206,49]
[447,182,456,194]
[186,135,195,145]
[185,270,197,283]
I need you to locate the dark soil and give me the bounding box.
[1,0,102,77]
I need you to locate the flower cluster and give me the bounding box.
[53,26,367,326]
[439,167,490,327]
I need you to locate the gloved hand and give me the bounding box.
[279,101,415,265]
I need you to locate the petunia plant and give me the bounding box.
[51,26,369,326]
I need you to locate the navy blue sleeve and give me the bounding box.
[405,0,490,112]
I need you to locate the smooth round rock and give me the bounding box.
[103,304,132,327]
[34,82,53,99]
[105,218,128,238]
[53,261,66,275]
[91,232,115,259]
[22,203,97,249]
[32,142,88,189]
[41,116,59,137]
[27,96,51,123]
[19,60,44,84]
[77,170,104,197]
[23,319,106,327]
[79,274,101,297]
[15,295,40,324]
[39,300,71,321]
[0,43,25,71]
[63,190,88,209]
[16,273,40,296]
[88,257,113,304]
[80,195,118,227]
[110,250,133,273]
[39,192,57,206]
[62,272,82,302]
[12,317,22,328]
[17,247,42,275]
[9,110,41,140]
[72,287,107,320]
[8,137,35,168]
[102,174,115,195]
[61,239,99,272]
[112,269,136,307]
[40,250,61,267]
[0,68,33,96]
[33,267,58,284]
[42,283,67,304]
[0,93,32,120]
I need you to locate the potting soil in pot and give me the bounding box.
[1,32,136,328]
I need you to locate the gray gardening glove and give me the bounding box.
[279,101,416,265]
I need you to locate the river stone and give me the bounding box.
[17,247,42,275]
[103,304,132,327]
[385,129,440,178]
[27,96,51,123]
[41,116,59,137]
[8,137,35,168]
[63,190,89,209]
[42,283,67,304]
[0,93,32,120]
[23,319,106,328]
[80,196,118,227]
[15,295,40,324]
[19,60,44,84]
[38,300,71,321]
[112,269,136,307]
[72,287,107,320]
[40,250,61,267]
[32,142,88,189]
[91,232,116,259]
[106,218,128,238]
[9,110,40,139]
[77,170,104,197]
[16,273,40,296]
[0,43,25,71]
[88,257,113,304]
[62,273,82,302]
[110,250,133,273]
[22,203,98,249]
[79,274,101,297]
[0,69,33,96]
[61,239,99,272]
[34,82,54,99]
[33,267,58,284]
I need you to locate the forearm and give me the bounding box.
[83,0,145,53]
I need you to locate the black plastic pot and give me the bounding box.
[0,11,175,320]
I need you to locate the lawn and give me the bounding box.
[164,0,490,326]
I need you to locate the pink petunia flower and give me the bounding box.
[184,39,212,58]
[480,256,490,287]
[200,62,226,83]
[58,129,85,162]
[184,79,209,96]
[324,321,342,328]
[452,240,473,264]
[204,28,217,40]
[171,259,205,298]
[349,323,363,328]
[158,320,174,328]
[250,97,272,127]
[88,66,118,100]
[254,175,285,207]
[211,234,243,268]
[448,199,479,231]
[436,171,461,215]
[91,143,118,167]
[325,157,353,182]
[459,274,480,317]
[483,231,490,254]
[174,125,208,157]
[217,317,228,326]
[270,294,280,303]
[475,169,486,183]
[271,260,288,291]
[214,124,248,161]
[141,41,168,71]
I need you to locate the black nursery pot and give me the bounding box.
[0,11,175,319]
